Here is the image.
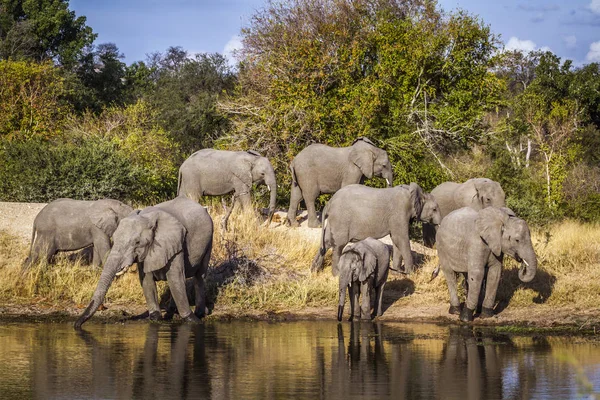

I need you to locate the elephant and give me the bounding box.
[74,196,213,329]
[433,206,537,322]
[337,237,390,321]
[311,182,441,276]
[178,149,277,228]
[423,178,506,247]
[287,137,394,228]
[24,198,134,268]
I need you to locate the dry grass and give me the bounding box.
[1,209,599,319]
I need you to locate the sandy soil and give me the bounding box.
[1,202,599,331]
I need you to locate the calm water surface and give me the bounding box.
[0,321,599,399]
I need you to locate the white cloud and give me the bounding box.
[505,37,537,52]
[223,35,243,66]
[586,41,600,62]
[563,35,577,49]
[590,0,600,15]
[504,37,552,54]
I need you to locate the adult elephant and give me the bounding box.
[423,178,505,247]
[287,137,394,228]
[24,198,134,268]
[433,207,537,322]
[178,149,277,227]
[74,196,213,329]
[311,183,441,276]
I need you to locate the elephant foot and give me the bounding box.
[194,307,208,319]
[307,219,321,229]
[183,313,202,324]
[163,312,174,321]
[360,314,372,321]
[337,306,344,321]
[148,311,162,321]
[448,305,462,315]
[480,307,495,319]
[459,307,475,323]
[288,218,300,228]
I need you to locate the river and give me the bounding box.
[0,321,599,399]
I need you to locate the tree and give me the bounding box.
[0,0,96,67]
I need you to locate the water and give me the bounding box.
[0,321,599,399]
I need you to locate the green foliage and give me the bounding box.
[0,60,70,138]
[0,100,180,203]
[0,0,96,67]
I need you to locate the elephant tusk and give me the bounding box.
[522,259,529,267]
[115,266,129,277]
[386,179,390,186]
[267,184,271,192]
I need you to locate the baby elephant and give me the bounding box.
[434,207,537,322]
[337,238,390,321]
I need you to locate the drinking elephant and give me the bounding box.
[178,149,277,228]
[423,178,505,247]
[24,198,134,268]
[337,237,390,321]
[311,183,441,276]
[287,137,394,228]
[433,207,537,322]
[74,196,213,329]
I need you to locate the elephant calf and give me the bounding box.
[25,198,133,268]
[337,238,390,321]
[434,207,537,322]
[75,196,213,329]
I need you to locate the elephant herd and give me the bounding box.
[22,137,537,328]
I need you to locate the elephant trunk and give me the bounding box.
[383,169,394,188]
[74,252,122,329]
[265,174,277,224]
[518,249,537,283]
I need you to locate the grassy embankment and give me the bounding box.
[1,208,599,321]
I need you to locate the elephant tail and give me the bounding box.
[290,163,298,187]
[177,168,183,197]
[23,225,37,270]
[429,265,440,282]
[310,203,330,273]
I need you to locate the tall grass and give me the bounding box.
[1,210,599,319]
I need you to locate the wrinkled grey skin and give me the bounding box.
[24,199,133,268]
[423,178,506,247]
[287,137,394,228]
[337,238,390,321]
[178,149,277,227]
[74,196,213,329]
[312,182,441,276]
[434,207,537,322]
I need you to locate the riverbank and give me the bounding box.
[1,202,600,331]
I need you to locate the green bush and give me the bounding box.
[0,137,175,204]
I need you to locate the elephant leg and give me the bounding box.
[236,191,253,211]
[193,273,207,318]
[303,188,321,228]
[139,268,161,320]
[331,244,343,276]
[464,266,485,313]
[442,267,461,313]
[374,281,386,317]
[286,183,303,227]
[481,259,502,317]
[91,234,111,267]
[166,254,197,322]
[391,230,413,274]
[350,282,361,320]
[360,281,371,320]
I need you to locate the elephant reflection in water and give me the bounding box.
[436,327,553,399]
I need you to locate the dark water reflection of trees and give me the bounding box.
[0,322,598,399]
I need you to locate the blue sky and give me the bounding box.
[69,0,600,66]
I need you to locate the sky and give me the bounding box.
[69,0,600,66]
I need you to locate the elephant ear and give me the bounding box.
[350,145,374,179]
[89,208,119,237]
[408,182,424,220]
[475,207,508,257]
[231,157,253,190]
[143,210,187,273]
[359,247,377,282]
